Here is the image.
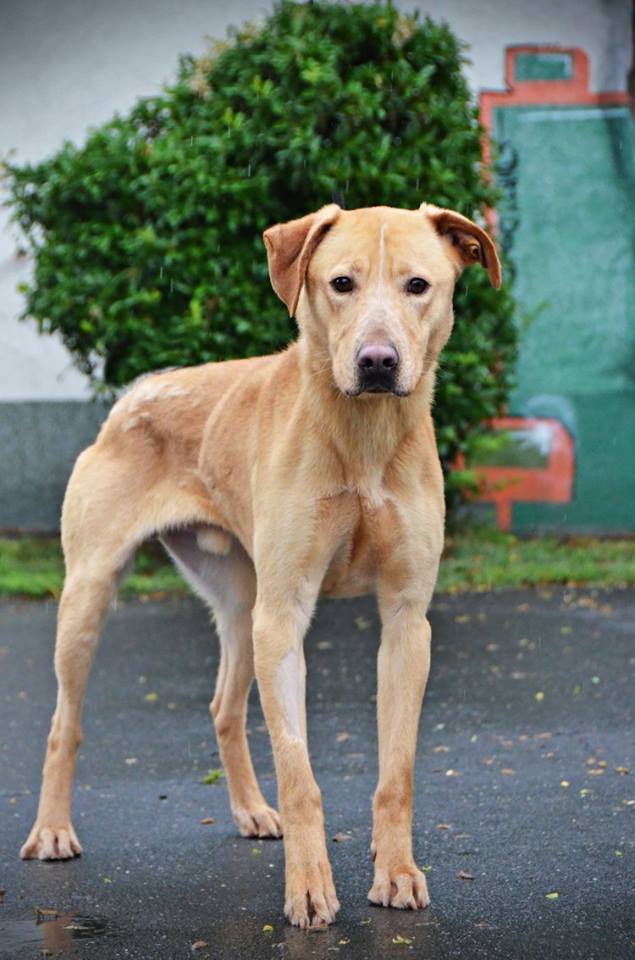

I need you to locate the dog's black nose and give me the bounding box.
[356,343,399,392]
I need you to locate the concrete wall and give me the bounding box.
[0,0,632,529]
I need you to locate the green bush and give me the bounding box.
[3,1,516,506]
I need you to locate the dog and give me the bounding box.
[21,201,501,928]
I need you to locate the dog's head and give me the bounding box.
[264,203,501,398]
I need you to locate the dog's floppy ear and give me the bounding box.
[263,204,341,316]
[421,203,502,289]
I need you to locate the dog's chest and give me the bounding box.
[320,481,400,598]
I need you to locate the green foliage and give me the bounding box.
[3,1,516,505]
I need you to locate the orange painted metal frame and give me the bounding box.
[464,45,628,528]
[479,45,628,229]
[455,417,575,531]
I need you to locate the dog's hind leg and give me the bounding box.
[20,450,145,859]
[161,530,281,839]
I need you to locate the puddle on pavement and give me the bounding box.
[0,912,111,955]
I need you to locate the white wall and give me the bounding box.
[1,0,631,400]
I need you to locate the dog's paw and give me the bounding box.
[20,822,82,861]
[368,862,429,910]
[284,859,340,928]
[233,803,282,839]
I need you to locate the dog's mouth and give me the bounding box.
[345,383,409,398]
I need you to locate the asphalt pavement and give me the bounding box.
[1,588,633,959]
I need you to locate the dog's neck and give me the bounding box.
[293,332,436,477]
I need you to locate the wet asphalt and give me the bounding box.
[0,588,633,960]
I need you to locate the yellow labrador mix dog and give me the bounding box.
[21,201,501,928]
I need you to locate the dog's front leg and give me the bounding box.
[369,594,431,910]
[253,597,339,928]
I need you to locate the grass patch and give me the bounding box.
[0,529,633,600]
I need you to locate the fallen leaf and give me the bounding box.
[124,757,138,766]
[102,877,112,884]
[560,626,572,635]
[355,616,371,631]
[615,766,630,776]
[433,745,450,754]
[435,823,451,831]
[392,935,413,945]
[572,684,581,696]
[251,847,262,855]
[446,769,460,777]
[545,891,559,900]
[336,732,351,743]
[591,676,601,685]
[579,788,591,797]
[501,768,515,776]
[191,941,208,952]
[455,615,470,624]
[588,768,605,776]
[560,780,570,788]
[615,850,623,858]
[457,870,474,880]
[199,817,215,825]
[534,691,545,702]
[332,832,352,843]
[262,924,273,935]
[419,865,432,873]
[338,938,350,945]
[144,692,159,703]
[201,768,224,785]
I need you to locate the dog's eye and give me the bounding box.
[406,277,429,295]
[331,276,354,294]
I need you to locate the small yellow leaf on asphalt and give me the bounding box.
[534,691,545,702]
[199,817,215,825]
[560,626,572,635]
[545,892,559,900]
[419,864,432,873]
[201,768,224,785]
[588,768,605,776]
[251,847,261,855]
[501,768,515,776]
[262,925,273,935]
[615,850,623,858]
[392,935,413,945]
[124,757,138,765]
[560,780,570,788]
[446,769,460,777]
[615,766,630,775]
[579,788,591,797]
[338,938,350,944]
[144,692,158,702]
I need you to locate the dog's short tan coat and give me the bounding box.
[21,202,500,928]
